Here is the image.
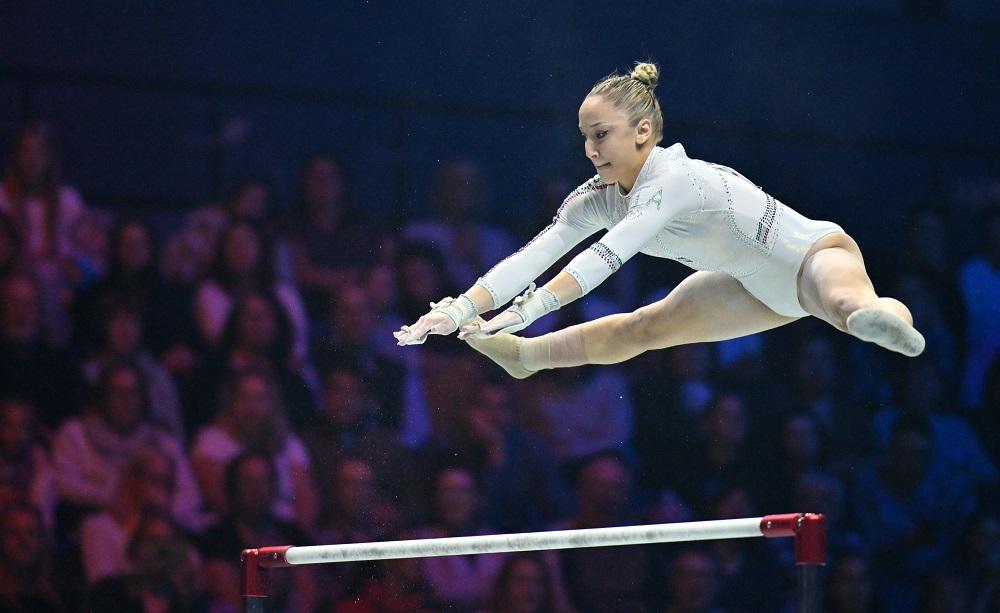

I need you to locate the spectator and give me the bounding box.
[419,380,572,532]
[852,413,976,613]
[404,158,517,289]
[193,290,318,429]
[823,551,877,613]
[79,447,186,584]
[300,362,418,521]
[0,121,86,344]
[0,503,65,612]
[198,452,317,613]
[958,207,1000,409]
[0,397,56,528]
[333,545,435,613]
[661,548,725,613]
[0,272,81,428]
[88,510,206,613]
[189,369,318,528]
[552,452,658,613]
[80,302,184,440]
[287,153,381,321]
[195,220,310,363]
[921,568,971,613]
[414,466,506,611]
[51,360,200,527]
[955,506,1000,613]
[484,553,562,613]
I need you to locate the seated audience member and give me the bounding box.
[852,413,976,613]
[419,380,572,533]
[823,551,878,613]
[88,510,206,613]
[51,360,199,527]
[195,220,310,363]
[0,272,81,429]
[287,153,380,321]
[484,552,564,613]
[301,362,418,521]
[0,121,87,344]
[332,535,435,613]
[198,452,317,613]
[403,158,517,290]
[957,206,1000,409]
[0,503,66,612]
[662,548,725,613]
[312,284,404,428]
[81,302,184,440]
[79,447,186,584]
[955,505,1000,613]
[192,290,318,429]
[0,397,56,528]
[552,452,658,613]
[874,358,997,492]
[189,369,317,528]
[414,466,507,611]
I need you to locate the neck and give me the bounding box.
[617,145,654,194]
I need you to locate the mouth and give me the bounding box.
[595,162,611,170]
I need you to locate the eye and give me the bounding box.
[595,130,608,139]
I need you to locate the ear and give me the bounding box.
[635,118,653,145]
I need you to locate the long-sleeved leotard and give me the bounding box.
[475,143,843,318]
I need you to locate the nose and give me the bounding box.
[584,139,598,160]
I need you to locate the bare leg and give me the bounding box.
[796,233,924,356]
[465,271,799,379]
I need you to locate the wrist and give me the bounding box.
[430,294,479,327]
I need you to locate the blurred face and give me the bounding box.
[712,488,754,520]
[323,370,365,425]
[668,551,718,611]
[232,182,269,220]
[118,223,153,272]
[129,455,176,514]
[304,157,345,211]
[504,557,546,613]
[436,468,478,529]
[577,457,629,523]
[0,509,44,570]
[2,277,40,342]
[0,400,33,460]
[828,556,872,612]
[433,161,484,219]
[467,384,512,442]
[232,375,273,434]
[332,285,375,345]
[578,95,652,191]
[398,257,439,303]
[238,295,277,350]
[103,368,144,433]
[783,414,820,465]
[107,310,142,354]
[16,132,51,188]
[705,394,747,445]
[236,457,275,518]
[224,224,261,275]
[336,459,375,522]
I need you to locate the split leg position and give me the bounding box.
[466,233,925,379]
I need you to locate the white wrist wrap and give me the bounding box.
[429,294,479,327]
[509,284,560,325]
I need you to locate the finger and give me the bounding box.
[457,322,482,340]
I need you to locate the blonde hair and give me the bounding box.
[587,61,663,144]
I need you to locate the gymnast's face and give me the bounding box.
[578,95,654,193]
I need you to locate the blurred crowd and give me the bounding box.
[0,120,998,613]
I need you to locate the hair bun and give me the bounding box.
[630,62,659,89]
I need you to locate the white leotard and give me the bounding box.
[476,143,843,318]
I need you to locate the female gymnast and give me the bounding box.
[393,62,925,379]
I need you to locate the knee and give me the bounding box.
[826,292,864,331]
[621,306,665,350]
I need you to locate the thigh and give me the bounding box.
[796,237,877,327]
[636,271,800,349]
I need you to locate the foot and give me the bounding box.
[463,318,537,379]
[846,307,925,357]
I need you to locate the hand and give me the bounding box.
[459,283,558,339]
[394,311,458,345]
[458,310,526,339]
